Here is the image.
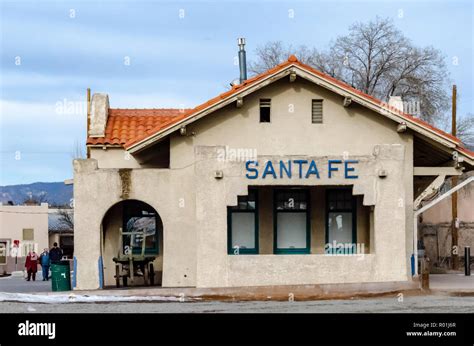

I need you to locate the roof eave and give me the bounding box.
[126,65,295,154]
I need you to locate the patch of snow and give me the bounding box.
[0,292,188,304]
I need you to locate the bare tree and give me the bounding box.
[57,209,74,230]
[250,17,451,125]
[248,41,319,74]
[456,114,474,149]
[23,192,48,205]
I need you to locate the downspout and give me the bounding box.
[413,176,474,276]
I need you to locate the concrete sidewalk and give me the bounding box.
[2,279,421,302]
[429,274,474,292]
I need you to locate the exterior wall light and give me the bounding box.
[378,169,388,178]
[397,122,407,133]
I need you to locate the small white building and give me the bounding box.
[0,203,49,274]
[73,50,474,290]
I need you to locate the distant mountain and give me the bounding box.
[0,182,73,206]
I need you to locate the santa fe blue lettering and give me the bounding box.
[293,160,308,179]
[328,160,342,178]
[279,160,292,178]
[245,160,259,179]
[305,160,320,179]
[344,160,358,179]
[262,161,277,179]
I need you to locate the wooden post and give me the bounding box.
[465,247,471,276]
[451,85,459,270]
[86,88,91,159]
[421,256,430,290]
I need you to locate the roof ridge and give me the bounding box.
[89,54,470,161]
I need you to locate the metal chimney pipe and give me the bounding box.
[238,38,247,83]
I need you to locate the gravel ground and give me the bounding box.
[1,295,474,313]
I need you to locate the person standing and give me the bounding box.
[39,248,51,281]
[49,242,63,264]
[25,251,38,281]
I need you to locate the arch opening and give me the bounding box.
[101,199,163,288]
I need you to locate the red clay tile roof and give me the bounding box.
[87,55,473,161]
[457,145,474,158]
[87,108,189,146]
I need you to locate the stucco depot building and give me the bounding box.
[74,44,474,290]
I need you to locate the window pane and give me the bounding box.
[22,229,34,241]
[327,189,353,211]
[337,190,344,201]
[231,213,255,249]
[276,190,307,210]
[277,212,307,249]
[260,99,271,123]
[327,212,353,245]
[233,191,256,211]
[0,242,6,264]
[238,200,248,209]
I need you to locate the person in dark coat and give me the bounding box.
[25,251,38,281]
[49,242,63,264]
[39,248,51,281]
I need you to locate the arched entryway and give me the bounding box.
[101,199,164,288]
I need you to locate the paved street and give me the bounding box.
[0,295,473,313]
[430,274,474,290]
[0,274,51,293]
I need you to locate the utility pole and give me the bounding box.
[451,85,459,270]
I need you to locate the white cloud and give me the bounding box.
[0,99,84,125]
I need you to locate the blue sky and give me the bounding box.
[0,0,473,186]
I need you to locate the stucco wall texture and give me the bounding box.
[75,78,414,289]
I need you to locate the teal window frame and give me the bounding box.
[227,190,259,255]
[325,188,357,254]
[273,188,311,254]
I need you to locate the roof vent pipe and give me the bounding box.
[238,38,247,83]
